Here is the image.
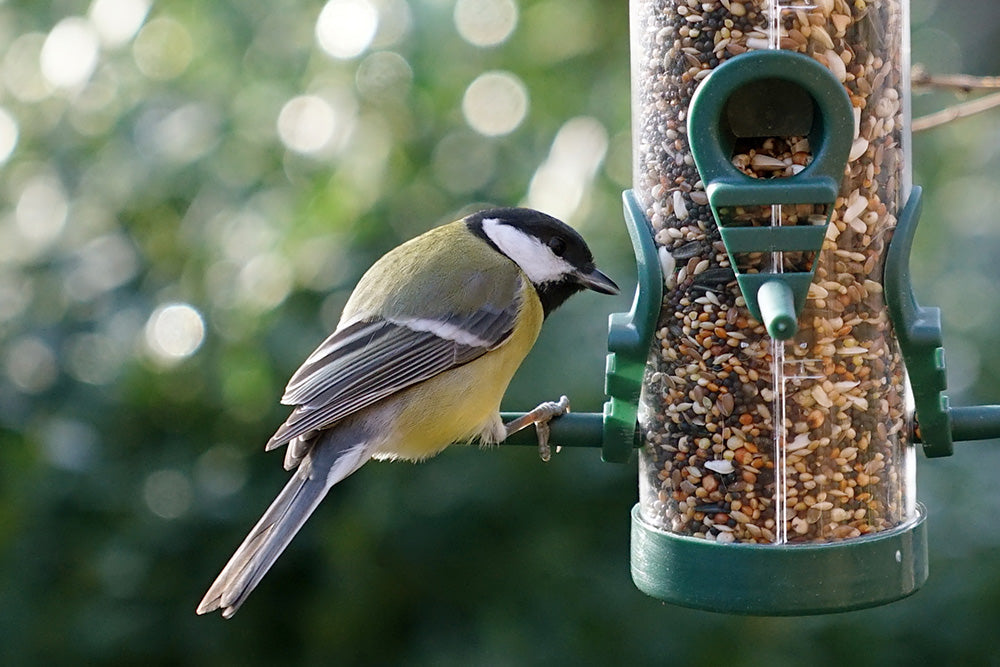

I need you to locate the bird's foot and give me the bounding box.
[503,395,570,462]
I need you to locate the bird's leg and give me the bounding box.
[503,395,570,462]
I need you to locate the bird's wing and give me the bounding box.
[265,282,523,449]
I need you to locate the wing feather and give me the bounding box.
[266,284,523,450]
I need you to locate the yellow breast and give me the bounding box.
[372,280,544,461]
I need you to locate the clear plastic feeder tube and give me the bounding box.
[632,0,914,544]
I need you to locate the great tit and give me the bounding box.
[196,207,618,618]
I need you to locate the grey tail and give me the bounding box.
[196,428,370,618]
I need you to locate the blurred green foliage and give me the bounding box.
[2,0,1000,665]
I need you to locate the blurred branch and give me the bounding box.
[912,91,1000,133]
[912,65,1000,133]
[912,66,1000,92]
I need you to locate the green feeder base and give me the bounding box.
[630,503,928,615]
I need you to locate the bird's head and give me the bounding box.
[466,208,619,316]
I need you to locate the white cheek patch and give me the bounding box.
[481,218,575,284]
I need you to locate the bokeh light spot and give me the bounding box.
[143,469,193,520]
[65,332,123,385]
[41,418,98,471]
[144,302,206,363]
[355,51,412,101]
[454,0,517,47]
[3,34,50,103]
[0,272,32,323]
[132,17,193,80]
[5,336,58,394]
[370,0,411,48]
[40,17,101,89]
[316,0,379,60]
[462,70,528,137]
[88,0,151,47]
[195,444,249,498]
[16,174,69,250]
[525,116,608,221]
[237,252,294,312]
[0,107,19,165]
[432,131,497,194]
[66,232,140,302]
[139,102,221,164]
[67,73,121,136]
[277,95,336,154]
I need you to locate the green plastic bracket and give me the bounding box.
[687,50,854,340]
[500,190,662,461]
[883,186,1000,455]
[883,187,950,457]
[602,190,663,462]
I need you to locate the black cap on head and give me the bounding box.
[466,207,618,316]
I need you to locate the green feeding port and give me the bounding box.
[687,50,854,340]
[756,279,798,339]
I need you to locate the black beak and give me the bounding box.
[574,266,619,295]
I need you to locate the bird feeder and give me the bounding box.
[502,0,1000,615]
[624,0,1000,614]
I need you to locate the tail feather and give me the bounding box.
[197,429,371,618]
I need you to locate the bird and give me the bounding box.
[196,207,619,618]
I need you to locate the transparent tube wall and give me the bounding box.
[633,0,914,544]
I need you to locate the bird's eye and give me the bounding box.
[547,237,567,256]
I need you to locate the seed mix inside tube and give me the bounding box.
[632,0,914,544]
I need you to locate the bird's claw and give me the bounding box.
[504,395,570,462]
